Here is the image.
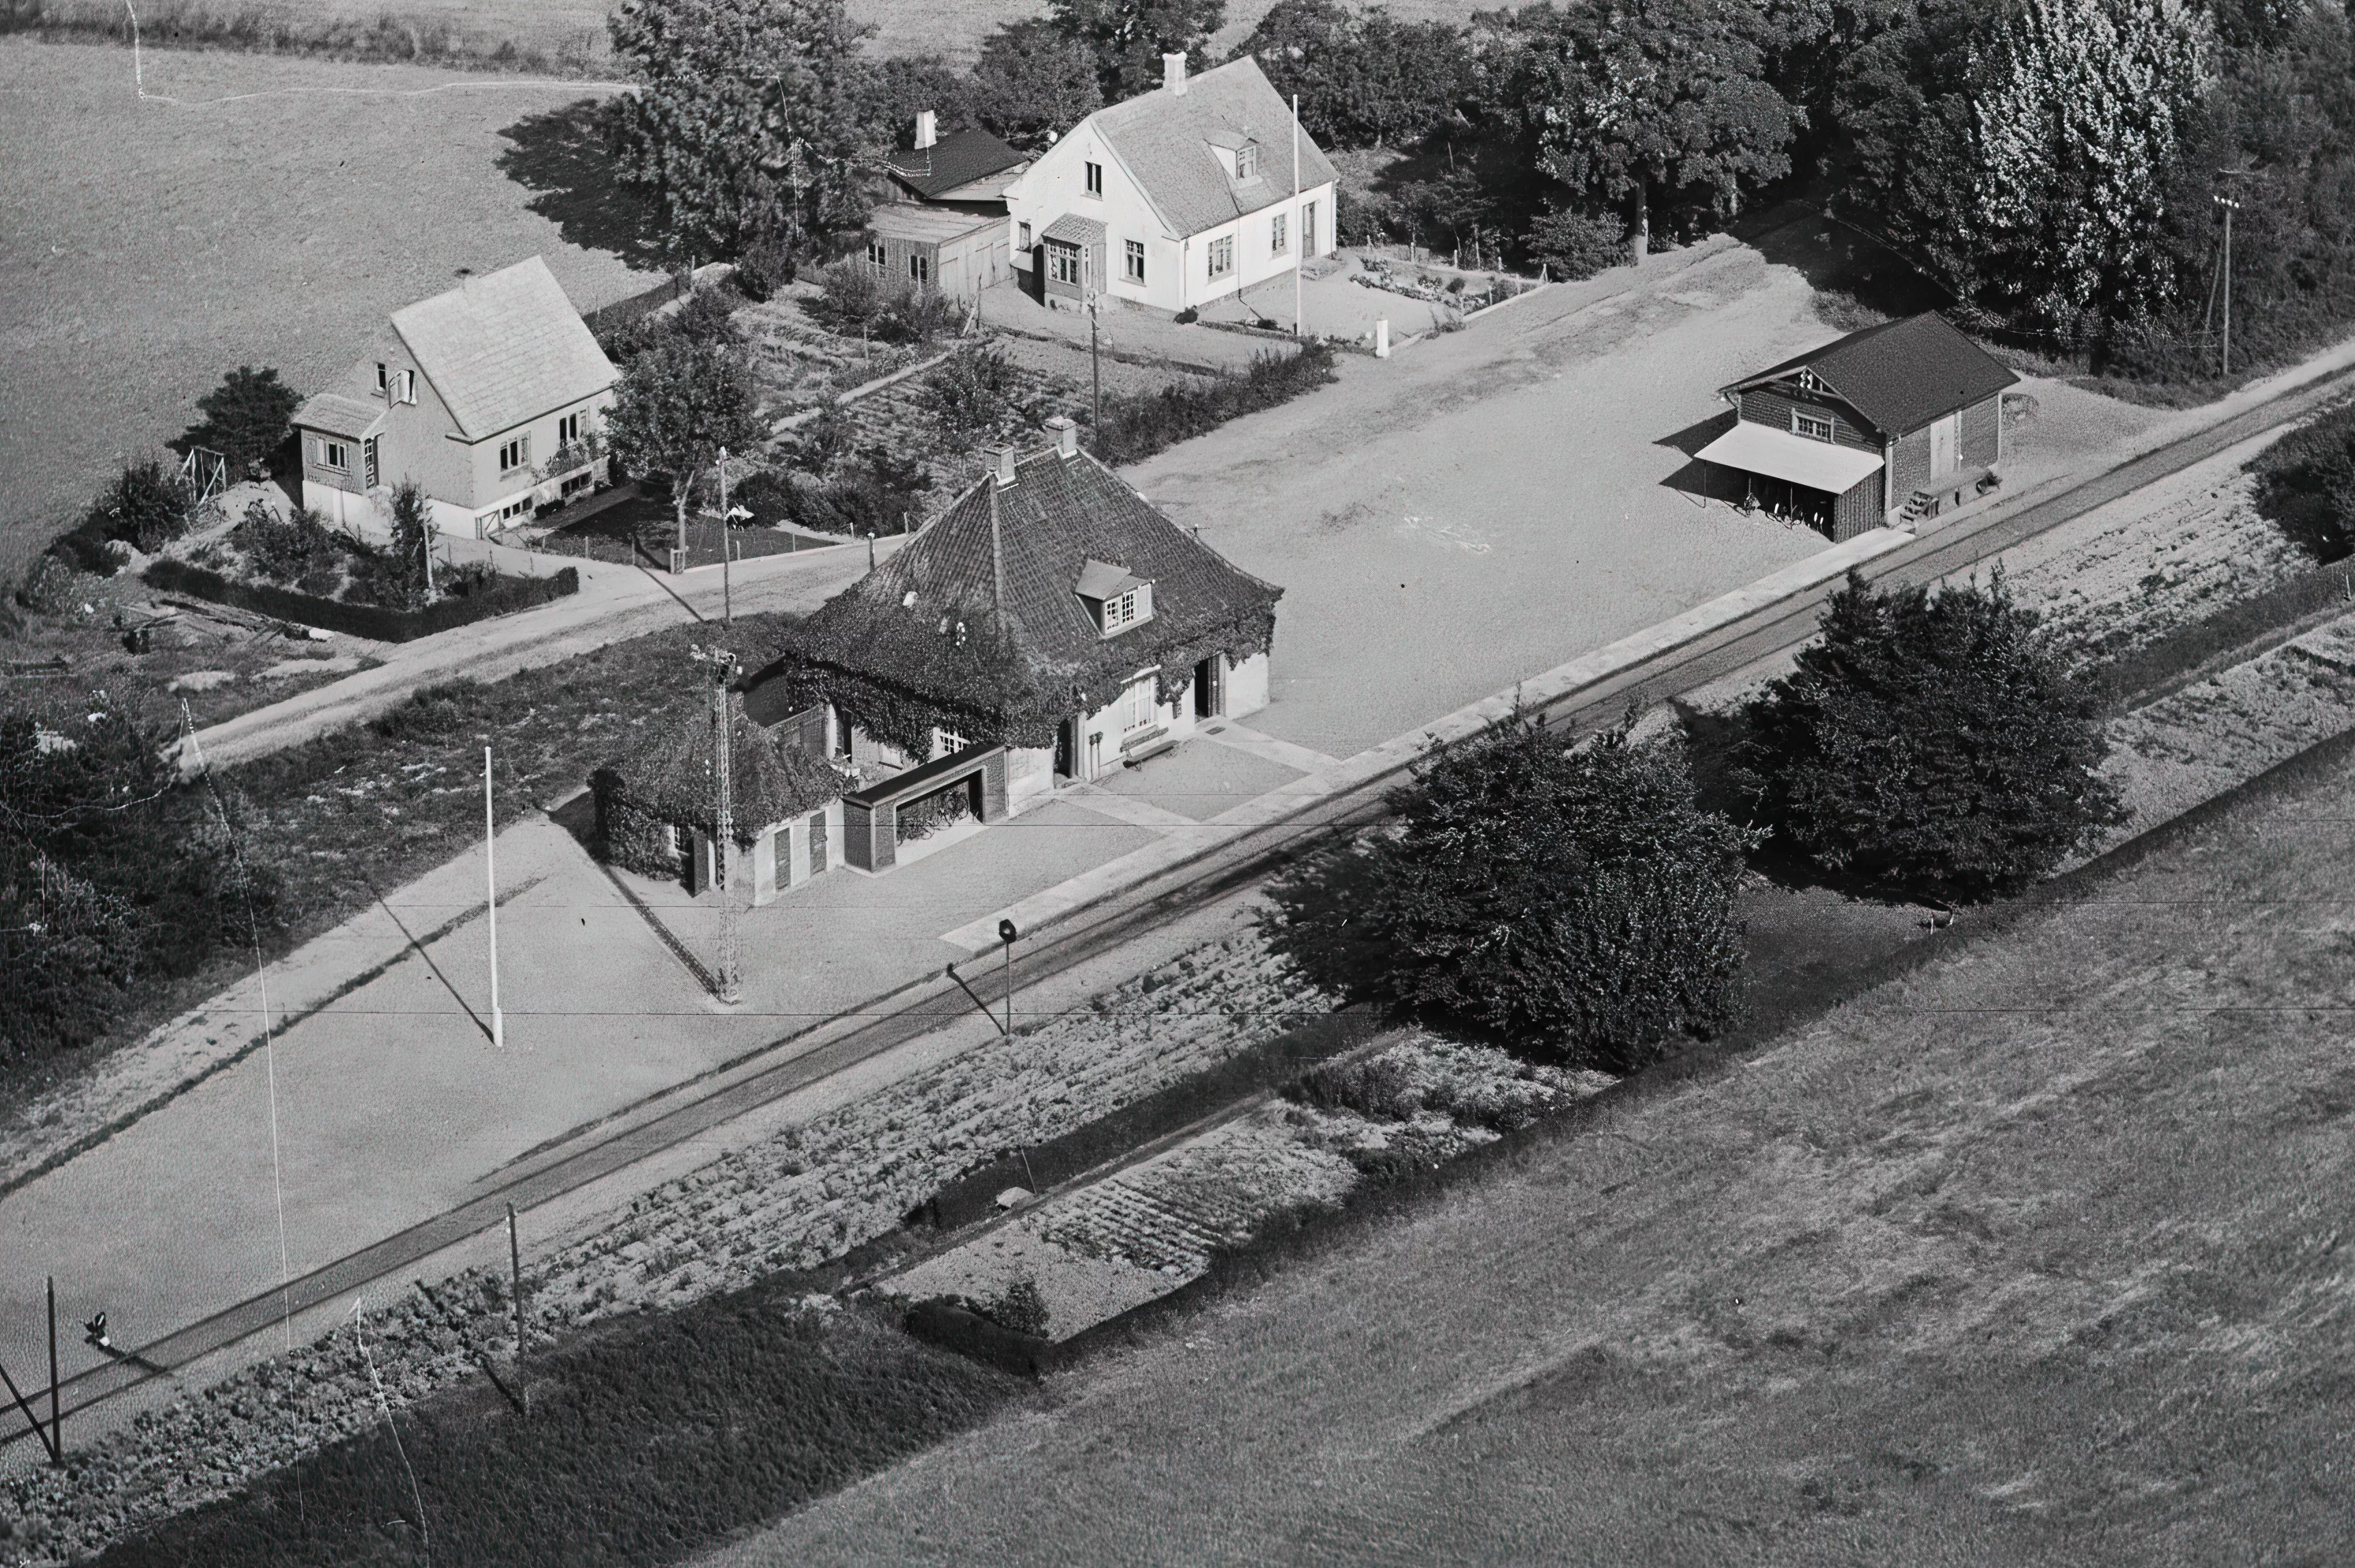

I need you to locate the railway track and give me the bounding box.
[16,354,2354,1444]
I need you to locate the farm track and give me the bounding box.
[17,352,2355,1443]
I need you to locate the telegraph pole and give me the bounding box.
[2213,191,2241,380]
[717,446,733,627]
[1292,92,1305,339]
[1087,294,1103,435]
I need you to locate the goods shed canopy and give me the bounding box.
[1697,421,1884,494]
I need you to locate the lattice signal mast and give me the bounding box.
[691,644,742,1003]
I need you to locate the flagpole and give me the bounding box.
[484,745,504,1049]
[1292,92,1304,339]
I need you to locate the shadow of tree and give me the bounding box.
[497,98,669,272]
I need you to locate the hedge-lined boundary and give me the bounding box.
[143,558,578,643]
[1088,341,1341,466]
[2091,557,2355,711]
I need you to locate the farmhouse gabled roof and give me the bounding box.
[1723,313,2018,438]
[750,442,1282,733]
[389,256,617,443]
[611,697,844,842]
[1086,56,1338,239]
[883,127,1028,199]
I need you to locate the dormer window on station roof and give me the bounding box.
[1076,559,1154,636]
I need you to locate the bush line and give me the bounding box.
[0,0,607,75]
[143,557,578,642]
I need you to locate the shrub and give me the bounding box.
[176,365,300,480]
[86,460,191,555]
[2251,400,2355,562]
[1527,206,1625,281]
[1264,714,1756,1073]
[971,1277,1050,1338]
[229,499,341,587]
[1089,342,1337,466]
[1173,306,1199,324]
[1737,571,2128,904]
[768,445,934,536]
[920,341,1029,448]
[142,559,579,643]
[806,257,962,344]
[730,237,797,303]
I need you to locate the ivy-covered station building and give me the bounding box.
[743,416,1283,873]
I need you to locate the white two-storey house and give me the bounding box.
[1003,53,1338,317]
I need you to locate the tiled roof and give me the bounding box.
[1088,56,1339,239]
[884,127,1028,200]
[1725,313,2018,438]
[390,256,617,442]
[290,392,385,441]
[749,443,1282,741]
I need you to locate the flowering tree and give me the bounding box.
[1962,0,2214,331]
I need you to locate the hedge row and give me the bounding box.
[1088,341,1340,466]
[2089,557,2355,710]
[143,557,578,643]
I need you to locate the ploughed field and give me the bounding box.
[0,38,656,580]
[714,736,2355,1565]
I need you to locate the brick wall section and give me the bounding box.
[1832,472,1884,542]
[1738,387,1879,452]
[1962,393,2001,470]
[1890,426,1932,503]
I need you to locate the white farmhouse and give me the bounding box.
[1003,52,1338,316]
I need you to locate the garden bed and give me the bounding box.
[143,557,577,643]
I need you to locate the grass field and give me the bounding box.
[0,37,659,583]
[711,736,2355,1565]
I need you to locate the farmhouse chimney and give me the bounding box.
[1163,52,1187,95]
[915,109,937,150]
[1045,415,1078,460]
[989,445,1018,488]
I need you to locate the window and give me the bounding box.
[1234,143,1257,180]
[1118,675,1155,732]
[1270,212,1288,255]
[498,436,529,473]
[909,252,931,285]
[1048,244,1081,285]
[1084,160,1104,197]
[1124,239,1145,282]
[363,436,379,488]
[867,239,888,272]
[320,440,348,471]
[375,362,389,393]
[559,410,586,445]
[1206,235,1234,279]
[1793,410,1835,443]
[1019,221,1033,249]
[1302,200,1318,253]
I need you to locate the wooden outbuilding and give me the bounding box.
[1701,313,2020,540]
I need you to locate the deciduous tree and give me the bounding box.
[607,0,872,260]
[1050,0,1225,102]
[1737,571,2126,903]
[603,339,766,557]
[970,18,1104,149]
[1264,714,1755,1074]
[177,365,301,481]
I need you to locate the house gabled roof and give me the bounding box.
[883,127,1029,201]
[749,441,1283,742]
[1723,313,2018,438]
[290,392,385,441]
[1083,56,1339,240]
[389,256,617,443]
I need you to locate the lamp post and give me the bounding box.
[484,745,503,1049]
[998,917,1018,1034]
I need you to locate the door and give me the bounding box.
[1929,412,1959,479]
[1055,718,1076,779]
[1193,656,1221,719]
[1086,731,1103,780]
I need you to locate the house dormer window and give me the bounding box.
[1076,559,1154,636]
[1234,142,1257,180]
